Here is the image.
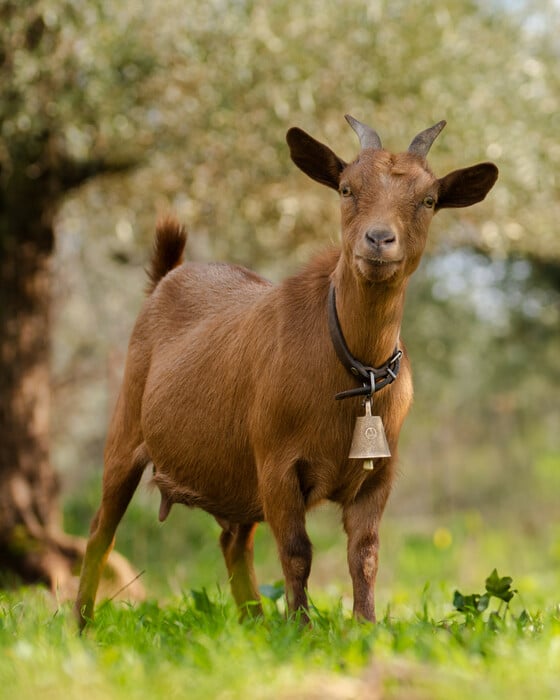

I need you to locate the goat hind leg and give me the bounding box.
[74,443,149,629]
[218,521,263,618]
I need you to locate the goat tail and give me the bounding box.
[145,216,187,294]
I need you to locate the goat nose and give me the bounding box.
[365,228,396,246]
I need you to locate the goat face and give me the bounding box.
[286,116,498,285]
[337,150,439,283]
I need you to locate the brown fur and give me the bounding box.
[145,217,187,294]
[75,119,498,628]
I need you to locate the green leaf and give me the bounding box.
[476,593,490,612]
[488,610,503,631]
[517,609,533,630]
[453,590,465,611]
[259,582,285,602]
[453,590,489,615]
[190,588,214,614]
[485,569,516,603]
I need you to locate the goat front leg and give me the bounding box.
[218,521,263,619]
[261,462,312,621]
[343,478,392,622]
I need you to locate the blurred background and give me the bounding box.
[1,0,559,607]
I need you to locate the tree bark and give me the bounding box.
[0,217,66,584]
[0,211,142,600]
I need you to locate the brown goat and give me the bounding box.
[75,116,498,628]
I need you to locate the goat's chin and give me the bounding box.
[355,256,402,283]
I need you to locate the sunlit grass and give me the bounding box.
[1,580,559,700]
[2,506,560,699]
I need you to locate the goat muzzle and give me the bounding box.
[365,228,397,249]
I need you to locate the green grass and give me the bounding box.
[1,581,559,700]
[1,506,560,699]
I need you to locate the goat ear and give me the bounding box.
[286,128,346,190]
[436,163,499,209]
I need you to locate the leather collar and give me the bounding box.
[328,283,402,401]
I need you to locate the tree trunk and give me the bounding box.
[0,219,66,583]
[0,217,142,601]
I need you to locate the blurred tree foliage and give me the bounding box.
[56,0,560,267]
[1,0,559,587]
[400,250,559,522]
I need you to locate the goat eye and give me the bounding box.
[423,195,435,208]
[340,185,352,197]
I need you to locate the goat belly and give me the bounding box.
[151,467,264,523]
[142,436,264,523]
[151,469,264,523]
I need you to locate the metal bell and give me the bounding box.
[349,400,391,469]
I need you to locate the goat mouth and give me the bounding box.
[356,255,401,267]
[355,255,402,282]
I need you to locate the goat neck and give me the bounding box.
[330,259,406,368]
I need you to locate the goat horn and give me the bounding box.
[345,115,383,150]
[408,120,447,158]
